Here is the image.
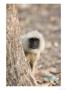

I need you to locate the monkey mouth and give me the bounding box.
[29,43,39,49]
[30,47,37,49]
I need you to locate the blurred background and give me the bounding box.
[17,4,61,86]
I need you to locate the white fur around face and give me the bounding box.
[22,31,45,54]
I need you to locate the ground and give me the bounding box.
[17,4,61,86]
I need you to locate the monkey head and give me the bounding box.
[22,30,45,54]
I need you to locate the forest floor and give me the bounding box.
[17,4,61,86]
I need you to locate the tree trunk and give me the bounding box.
[6,4,37,86]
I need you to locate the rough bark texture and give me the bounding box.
[6,4,37,86]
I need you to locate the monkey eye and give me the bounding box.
[29,38,40,49]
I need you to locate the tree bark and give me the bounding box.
[6,4,37,86]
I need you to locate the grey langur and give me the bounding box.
[22,31,45,72]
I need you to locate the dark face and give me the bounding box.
[29,38,40,49]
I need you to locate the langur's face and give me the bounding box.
[28,38,40,49]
